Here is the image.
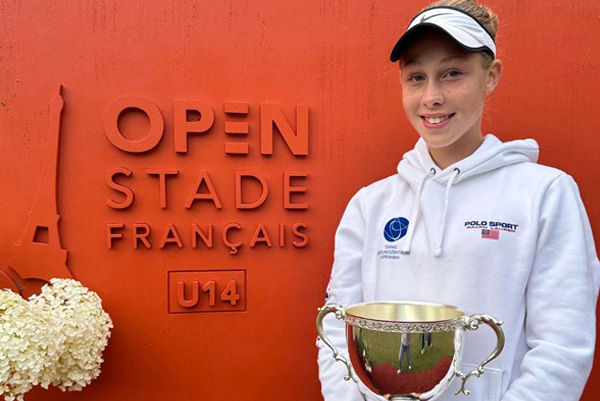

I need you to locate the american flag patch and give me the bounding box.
[482,228,500,240]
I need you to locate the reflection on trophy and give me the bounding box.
[317,302,505,400]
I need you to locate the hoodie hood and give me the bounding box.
[395,134,539,257]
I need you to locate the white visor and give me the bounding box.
[390,6,496,62]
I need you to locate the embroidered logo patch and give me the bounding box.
[481,228,500,240]
[465,220,519,240]
[383,217,410,242]
[378,217,411,260]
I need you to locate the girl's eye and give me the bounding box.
[407,75,425,83]
[444,70,462,78]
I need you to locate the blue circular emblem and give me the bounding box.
[384,217,409,242]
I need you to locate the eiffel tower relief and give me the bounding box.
[0,85,73,298]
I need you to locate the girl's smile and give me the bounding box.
[421,113,455,128]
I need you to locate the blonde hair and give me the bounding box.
[423,0,498,67]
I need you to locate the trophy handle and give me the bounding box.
[454,314,505,396]
[316,303,357,382]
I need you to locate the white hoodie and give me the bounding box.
[317,134,600,401]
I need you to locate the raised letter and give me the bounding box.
[174,100,215,153]
[185,170,223,209]
[133,223,151,249]
[292,223,308,247]
[261,104,308,155]
[224,102,249,155]
[236,172,268,209]
[177,281,199,307]
[279,223,285,247]
[106,168,135,209]
[107,223,124,248]
[104,97,164,153]
[249,223,272,248]
[192,224,214,248]
[146,169,178,209]
[222,223,242,254]
[159,223,184,248]
[284,171,308,209]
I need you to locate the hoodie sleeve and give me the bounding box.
[316,187,387,401]
[501,174,600,401]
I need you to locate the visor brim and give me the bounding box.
[390,23,493,62]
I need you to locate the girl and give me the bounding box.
[317,1,600,400]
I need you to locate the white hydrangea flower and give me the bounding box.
[0,289,63,400]
[29,279,113,392]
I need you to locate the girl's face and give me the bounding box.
[400,31,502,161]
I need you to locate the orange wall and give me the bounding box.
[0,0,599,400]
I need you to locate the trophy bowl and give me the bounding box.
[317,301,505,401]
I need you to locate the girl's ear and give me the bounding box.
[485,59,503,96]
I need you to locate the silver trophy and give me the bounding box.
[317,301,505,400]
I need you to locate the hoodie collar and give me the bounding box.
[399,134,539,185]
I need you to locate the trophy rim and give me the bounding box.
[344,300,467,324]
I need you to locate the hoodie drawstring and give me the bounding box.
[433,168,460,257]
[402,168,436,254]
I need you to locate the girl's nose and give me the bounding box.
[422,81,444,107]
